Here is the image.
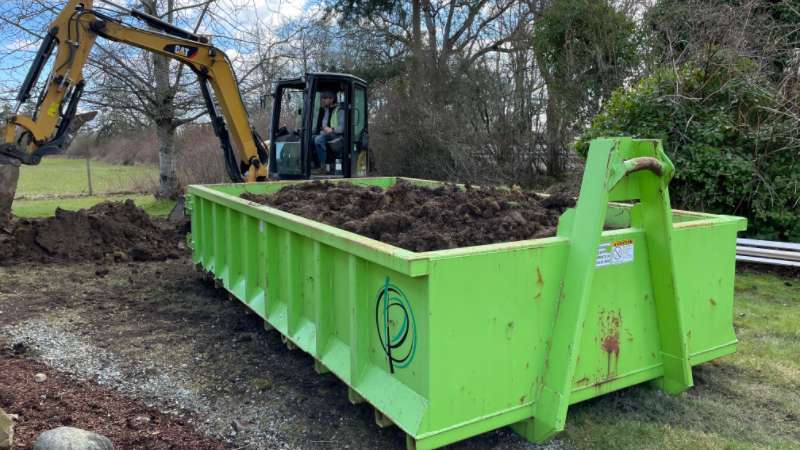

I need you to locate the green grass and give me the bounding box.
[16,157,157,198]
[563,271,800,449]
[12,195,175,218]
[11,157,172,218]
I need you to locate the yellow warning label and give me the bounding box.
[47,101,59,117]
[596,239,635,267]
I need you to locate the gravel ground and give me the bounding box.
[2,317,292,449]
[0,259,560,450]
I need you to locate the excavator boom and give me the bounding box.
[0,0,268,182]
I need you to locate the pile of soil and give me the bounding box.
[0,349,227,449]
[242,180,575,252]
[0,200,182,265]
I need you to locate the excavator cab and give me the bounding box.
[269,73,369,179]
[0,0,368,188]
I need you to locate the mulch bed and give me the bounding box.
[0,347,227,449]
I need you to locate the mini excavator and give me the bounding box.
[0,0,370,187]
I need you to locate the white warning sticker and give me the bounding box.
[596,239,634,267]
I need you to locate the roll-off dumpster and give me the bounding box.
[186,138,746,449]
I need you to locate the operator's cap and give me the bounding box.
[320,91,336,99]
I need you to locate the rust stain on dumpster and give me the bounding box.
[602,334,620,357]
[534,266,544,302]
[599,309,622,378]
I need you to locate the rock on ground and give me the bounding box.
[33,427,113,450]
[0,408,13,449]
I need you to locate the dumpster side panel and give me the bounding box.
[195,196,269,313]
[673,222,739,363]
[263,230,433,435]
[189,192,433,436]
[569,221,741,403]
[571,229,664,401]
[417,241,569,445]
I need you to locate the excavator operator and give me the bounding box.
[312,91,344,175]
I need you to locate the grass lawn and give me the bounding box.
[563,269,799,449]
[12,194,175,218]
[11,157,174,218]
[15,157,157,198]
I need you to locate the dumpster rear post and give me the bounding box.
[187,137,746,449]
[512,138,693,442]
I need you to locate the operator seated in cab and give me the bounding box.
[312,91,345,175]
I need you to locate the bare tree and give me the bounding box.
[78,0,216,198]
[0,0,300,204]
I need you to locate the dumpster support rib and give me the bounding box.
[512,138,693,443]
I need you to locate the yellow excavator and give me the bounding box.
[0,0,370,201]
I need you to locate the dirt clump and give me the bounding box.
[242,180,575,252]
[0,200,182,265]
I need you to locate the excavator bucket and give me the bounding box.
[167,195,192,237]
[66,111,98,140]
[0,111,97,167]
[0,111,95,223]
[168,195,187,224]
[0,153,21,168]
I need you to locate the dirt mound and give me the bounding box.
[242,180,575,252]
[0,200,182,265]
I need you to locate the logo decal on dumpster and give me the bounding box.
[375,277,417,373]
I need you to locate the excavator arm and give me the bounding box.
[0,0,268,182]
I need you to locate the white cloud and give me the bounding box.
[226,48,241,60]
[251,0,307,26]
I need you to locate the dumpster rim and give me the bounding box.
[187,178,746,274]
[187,182,577,276]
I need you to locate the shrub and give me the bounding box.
[577,62,800,241]
[174,124,228,187]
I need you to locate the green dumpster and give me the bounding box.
[186,138,746,449]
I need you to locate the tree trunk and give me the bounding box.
[156,123,180,198]
[145,0,180,199]
[512,49,529,136]
[411,0,423,91]
[152,49,180,198]
[535,34,566,178]
[0,165,20,227]
[544,90,565,177]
